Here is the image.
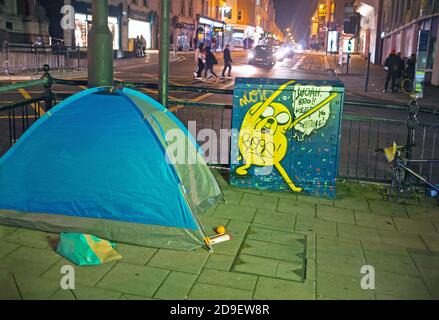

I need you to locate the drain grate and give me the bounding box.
[231,226,307,283]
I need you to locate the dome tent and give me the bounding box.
[0,87,223,251]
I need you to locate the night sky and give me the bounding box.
[274,0,318,41]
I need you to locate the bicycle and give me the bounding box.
[375,91,439,201]
[376,143,439,201]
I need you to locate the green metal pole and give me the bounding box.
[88,0,113,87]
[159,0,170,107]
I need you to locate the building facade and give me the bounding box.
[380,0,439,85]
[0,0,50,44]
[195,0,282,49]
[61,0,160,54]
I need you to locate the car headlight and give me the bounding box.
[248,52,255,59]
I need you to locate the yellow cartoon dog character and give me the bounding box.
[236,80,337,193]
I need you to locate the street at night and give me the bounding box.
[0,0,439,307]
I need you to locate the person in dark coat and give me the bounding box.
[384,50,400,93]
[406,54,417,82]
[396,52,405,91]
[221,44,233,78]
[203,46,219,82]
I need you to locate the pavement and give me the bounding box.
[0,170,438,300]
[0,51,184,81]
[326,53,439,110]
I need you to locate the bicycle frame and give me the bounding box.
[388,155,439,200]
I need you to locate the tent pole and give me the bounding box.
[159,0,170,107]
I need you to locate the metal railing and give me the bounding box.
[1,68,438,184]
[1,42,87,74]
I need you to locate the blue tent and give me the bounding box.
[0,87,223,250]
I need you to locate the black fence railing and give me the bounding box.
[1,75,438,185]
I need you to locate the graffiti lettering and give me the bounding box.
[239,89,273,107]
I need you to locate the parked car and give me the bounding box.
[248,45,277,67]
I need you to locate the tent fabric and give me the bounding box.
[0,87,223,250]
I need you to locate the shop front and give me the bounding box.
[197,16,227,50]
[173,18,196,51]
[128,7,155,51]
[73,2,121,50]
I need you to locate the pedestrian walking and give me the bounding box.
[221,44,233,79]
[194,43,205,79]
[383,50,400,93]
[204,46,219,82]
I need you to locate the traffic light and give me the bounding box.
[347,40,352,53]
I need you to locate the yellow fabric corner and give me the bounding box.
[84,234,122,264]
[383,142,398,163]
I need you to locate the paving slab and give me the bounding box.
[317,252,365,278]
[154,271,197,300]
[333,197,370,212]
[379,230,428,250]
[373,271,431,299]
[316,271,375,300]
[115,243,157,266]
[0,272,21,300]
[223,190,243,205]
[393,217,436,234]
[420,233,439,252]
[147,249,209,274]
[204,253,235,271]
[188,283,253,300]
[96,263,169,298]
[3,228,58,249]
[354,211,396,231]
[417,267,439,298]
[49,288,76,300]
[253,277,315,300]
[14,273,60,300]
[363,251,420,277]
[408,250,439,270]
[316,237,363,265]
[405,206,439,223]
[361,241,410,257]
[0,240,19,258]
[298,194,334,206]
[317,205,355,224]
[197,269,257,291]
[240,193,279,211]
[252,210,296,232]
[212,203,256,222]
[337,223,381,243]
[0,225,18,239]
[295,216,337,236]
[277,198,316,216]
[0,246,61,276]
[41,259,117,286]
[368,200,408,217]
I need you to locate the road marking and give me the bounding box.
[18,87,45,116]
[189,80,235,103]
[323,56,330,70]
[292,55,306,70]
